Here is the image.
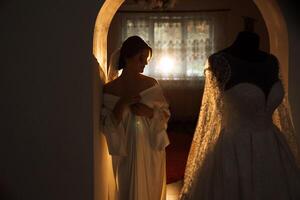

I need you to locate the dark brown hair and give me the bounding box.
[118,36,152,70]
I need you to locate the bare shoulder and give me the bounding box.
[139,74,159,87]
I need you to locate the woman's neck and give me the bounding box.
[120,68,140,83]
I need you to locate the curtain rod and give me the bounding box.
[117,9,231,13]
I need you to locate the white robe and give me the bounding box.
[101,84,170,200]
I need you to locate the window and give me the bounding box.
[121,13,215,80]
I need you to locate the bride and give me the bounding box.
[180,31,300,200]
[101,36,170,200]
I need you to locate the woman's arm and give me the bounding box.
[130,103,154,119]
[113,95,141,124]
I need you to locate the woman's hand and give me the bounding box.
[113,95,141,124]
[119,95,141,106]
[130,103,154,118]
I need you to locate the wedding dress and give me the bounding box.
[101,84,170,200]
[180,52,300,200]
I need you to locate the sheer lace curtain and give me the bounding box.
[119,11,228,84]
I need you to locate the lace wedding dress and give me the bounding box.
[180,52,300,200]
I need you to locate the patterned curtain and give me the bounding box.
[122,14,216,80]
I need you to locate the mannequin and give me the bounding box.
[211,16,279,100]
[179,16,300,200]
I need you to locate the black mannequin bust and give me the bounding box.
[211,17,279,99]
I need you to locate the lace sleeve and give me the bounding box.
[272,56,300,166]
[180,53,230,199]
[208,53,231,85]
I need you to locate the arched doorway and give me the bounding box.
[93,0,290,199]
[94,0,289,88]
[254,0,289,90]
[92,1,124,200]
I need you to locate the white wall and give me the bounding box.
[0,0,102,199]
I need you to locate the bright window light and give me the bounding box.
[122,15,215,80]
[157,56,174,75]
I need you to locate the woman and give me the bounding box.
[180,31,300,200]
[101,36,170,200]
